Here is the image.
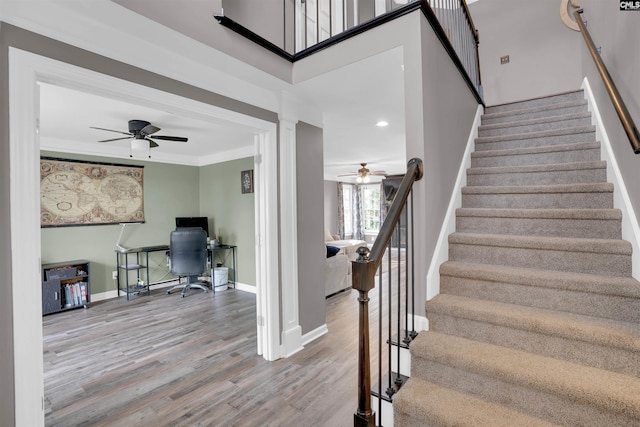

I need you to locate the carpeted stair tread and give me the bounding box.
[462,182,613,195]
[449,232,632,276]
[467,160,606,176]
[484,90,585,114]
[475,125,595,144]
[481,99,588,124]
[394,378,561,427]
[470,141,601,168]
[471,140,600,159]
[455,208,621,221]
[439,261,640,297]
[410,332,640,421]
[427,294,640,353]
[439,261,640,322]
[478,112,592,137]
[455,207,622,239]
[480,112,591,131]
[449,232,631,255]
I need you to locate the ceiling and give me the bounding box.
[37,1,408,181]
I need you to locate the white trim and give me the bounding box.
[426,104,483,300]
[582,78,640,280]
[91,281,256,302]
[9,48,282,424]
[254,131,282,361]
[302,324,329,346]
[234,282,257,294]
[408,313,429,333]
[9,47,45,427]
[279,117,303,358]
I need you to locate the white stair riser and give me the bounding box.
[391,345,411,377]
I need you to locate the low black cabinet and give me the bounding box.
[41,260,91,315]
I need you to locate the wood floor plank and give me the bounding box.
[44,286,366,426]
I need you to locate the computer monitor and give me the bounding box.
[175,216,210,237]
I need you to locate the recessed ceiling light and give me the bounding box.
[376,120,389,127]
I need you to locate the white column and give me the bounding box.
[279,107,303,357]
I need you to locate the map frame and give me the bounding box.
[40,157,145,227]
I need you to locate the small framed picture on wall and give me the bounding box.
[241,169,254,194]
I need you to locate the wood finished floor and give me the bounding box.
[43,286,364,427]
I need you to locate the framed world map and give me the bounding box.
[40,157,145,227]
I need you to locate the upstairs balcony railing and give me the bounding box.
[216,0,482,102]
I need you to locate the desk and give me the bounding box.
[115,245,169,300]
[209,244,237,292]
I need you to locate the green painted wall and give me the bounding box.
[199,157,256,287]
[40,152,255,295]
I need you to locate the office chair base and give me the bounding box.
[166,282,209,297]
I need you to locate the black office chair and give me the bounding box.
[166,228,209,297]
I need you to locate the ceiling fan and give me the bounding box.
[338,163,387,183]
[90,119,188,157]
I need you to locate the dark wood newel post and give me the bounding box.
[352,247,378,427]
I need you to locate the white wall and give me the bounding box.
[324,180,338,236]
[470,0,583,106]
[579,0,640,227]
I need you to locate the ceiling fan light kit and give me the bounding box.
[338,162,387,182]
[90,119,188,158]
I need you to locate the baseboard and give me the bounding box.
[281,325,304,358]
[90,280,256,302]
[301,323,328,346]
[426,104,484,300]
[234,282,256,294]
[582,77,640,280]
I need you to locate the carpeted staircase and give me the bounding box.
[394,90,640,426]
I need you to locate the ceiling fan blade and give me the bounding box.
[150,135,188,142]
[148,139,159,148]
[90,126,132,136]
[98,137,131,143]
[140,124,161,136]
[337,173,358,177]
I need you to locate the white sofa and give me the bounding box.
[324,231,368,296]
[324,230,368,261]
[324,253,349,297]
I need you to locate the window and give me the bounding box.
[362,184,381,232]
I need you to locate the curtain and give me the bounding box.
[353,184,364,240]
[337,182,345,239]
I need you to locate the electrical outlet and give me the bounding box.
[500,55,510,65]
[112,270,118,280]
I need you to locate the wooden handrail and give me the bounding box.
[368,158,423,264]
[574,9,640,154]
[352,158,423,427]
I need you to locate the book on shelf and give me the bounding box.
[64,285,72,308]
[80,282,88,304]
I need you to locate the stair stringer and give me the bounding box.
[582,76,640,280]
[426,104,483,302]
